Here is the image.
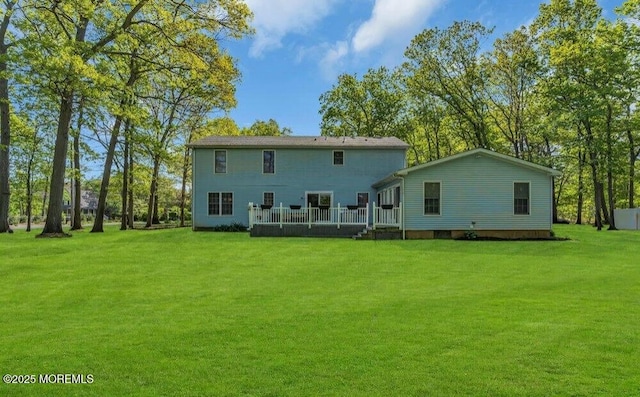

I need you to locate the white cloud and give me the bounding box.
[319,41,350,79]
[244,0,339,57]
[352,0,445,53]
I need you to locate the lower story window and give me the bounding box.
[357,192,369,207]
[514,182,530,215]
[263,192,274,206]
[424,182,441,215]
[208,192,233,216]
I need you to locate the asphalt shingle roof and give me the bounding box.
[188,135,409,149]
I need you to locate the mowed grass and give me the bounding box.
[1,225,639,396]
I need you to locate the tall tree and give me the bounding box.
[70,95,85,230]
[20,1,150,237]
[533,0,612,229]
[0,0,16,233]
[319,67,406,138]
[617,0,640,208]
[404,21,494,149]
[484,27,541,159]
[242,118,292,136]
[90,0,251,233]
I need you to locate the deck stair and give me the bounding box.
[353,226,402,240]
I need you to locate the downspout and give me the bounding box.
[400,174,406,240]
[191,148,196,231]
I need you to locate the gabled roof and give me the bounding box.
[187,135,410,149]
[62,190,99,210]
[373,148,561,188]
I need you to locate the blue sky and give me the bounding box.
[223,0,621,136]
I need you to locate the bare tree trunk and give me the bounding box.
[179,146,189,227]
[583,120,602,230]
[128,146,134,229]
[153,193,159,224]
[594,181,603,231]
[607,170,617,230]
[627,128,637,208]
[26,156,33,233]
[145,157,160,228]
[120,121,130,230]
[605,104,616,230]
[91,114,124,233]
[41,175,48,218]
[576,151,585,224]
[40,92,75,237]
[599,183,610,225]
[71,97,85,230]
[0,1,15,234]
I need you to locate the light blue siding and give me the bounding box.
[192,147,406,228]
[402,153,554,231]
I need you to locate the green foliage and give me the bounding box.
[241,118,292,136]
[204,117,242,136]
[1,225,639,395]
[212,222,248,232]
[404,21,495,149]
[319,67,407,138]
[317,1,640,225]
[463,229,478,240]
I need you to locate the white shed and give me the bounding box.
[614,208,640,230]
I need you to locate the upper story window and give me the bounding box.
[263,150,275,174]
[214,150,226,174]
[424,182,441,215]
[514,182,530,215]
[333,150,344,165]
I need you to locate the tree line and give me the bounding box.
[3,0,638,235]
[0,0,256,235]
[319,0,640,230]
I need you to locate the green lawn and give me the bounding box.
[1,225,639,396]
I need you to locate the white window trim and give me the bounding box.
[214,150,227,174]
[263,191,275,206]
[333,150,344,166]
[423,180,442,216]
[262,149,276,174]
[377,184,401,206]
[305,191,333,207]
[513,181,531,216]
[356,192,369,207]
[207,191,234,217]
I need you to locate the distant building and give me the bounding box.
[63,189,99,218]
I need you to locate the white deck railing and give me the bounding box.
[248,202,402,230]
[372,202,402,229]
[249,203,370,229]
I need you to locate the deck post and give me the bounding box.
[337,203,341,229]
[248,202,254,229]
[373,202,377,230]
[279,202,283,229]
[365,202,369,227]
[308,205,311,229]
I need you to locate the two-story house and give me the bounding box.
[188,136,409,236]
[189,136,561,239]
